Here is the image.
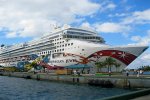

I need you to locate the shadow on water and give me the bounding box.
[0,76,135,100]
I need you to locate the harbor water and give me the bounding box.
[0,76,135,100]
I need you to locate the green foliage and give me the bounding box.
[139,65,150,71]
[104,57,116,72]
[95,61,105,72]
[95,57,121,72]
[115,63,121,72]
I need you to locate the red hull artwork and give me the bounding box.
[64,50,137,66]
[88,50,137,65]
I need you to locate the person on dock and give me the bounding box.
[77,70,80,76]
[140,70,143,75]
[137,70,140,77]
[109,71,111,76]
[126,70,129,76]
[73,70,77,75]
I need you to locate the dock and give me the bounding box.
[1,72,150,88]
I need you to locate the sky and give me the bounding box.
[0,0,150,69]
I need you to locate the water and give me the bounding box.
[0,76,134,100]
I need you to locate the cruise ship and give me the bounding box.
[0,25,148,71]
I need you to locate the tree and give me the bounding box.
[115,63,121,72]
[95,62,105,72]
[142,65,150,71]
[104,57,116,72]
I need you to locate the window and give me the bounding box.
[73,36,77,38]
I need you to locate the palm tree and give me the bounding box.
[95,62,105,72]
[104,57,116,72]
[115,63,121,72]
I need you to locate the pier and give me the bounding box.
[1,72,150,88]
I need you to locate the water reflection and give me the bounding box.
[0,76,134,100]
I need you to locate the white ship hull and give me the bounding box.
[48,40,148,69]
[0,26,148,71]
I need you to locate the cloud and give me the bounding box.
[122,9,150,24]
[127,30,150,69]
[100,2,116,12]
[105,3,116,9]
[94,22,131,34]
[0,0,100,38]
[80,21,131,35]
[130,30,150,46]
[131,36,141,42]
[97,9,150,35]
[6,32,18,38]
[141,53,150,61]
[81,22,94,29]
[108,13,128,17]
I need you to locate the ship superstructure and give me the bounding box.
[0,25,148,71]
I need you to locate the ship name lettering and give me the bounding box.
[66,59,76,63]
[49,60,64,63]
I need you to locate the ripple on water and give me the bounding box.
[0,76,135,100]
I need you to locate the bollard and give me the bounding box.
[77,78,79,83]
[73,78,75,82]
[36,74,40,80]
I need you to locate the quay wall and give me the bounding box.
[1,72,150,88]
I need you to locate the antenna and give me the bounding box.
[50,24,61,30]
